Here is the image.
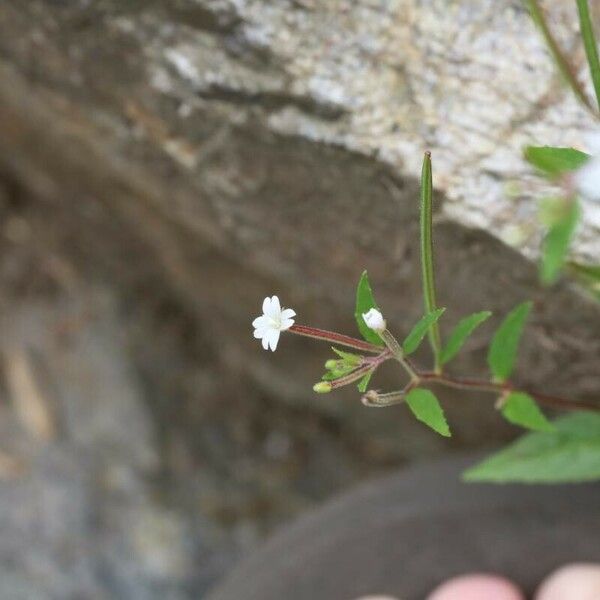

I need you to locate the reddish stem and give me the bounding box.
[420,372,600,413]
[289,324,382,353]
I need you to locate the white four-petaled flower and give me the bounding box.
[362,308,386,333]
[253,296,296,351]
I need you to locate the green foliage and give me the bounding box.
[577,0,600,111]
[420,153,442,370]
[323,348,363,381]
[357,371,373,393]
[402,309,446,356]
[487,302,532,382]
[331,347,362,366]
[526,0,594,111]
[464,412,600,483]
[569,262,600,300]
[406,388,451,437]
[355,271,385,347]
[524,146,590,176]
[541,202,580,285]
[439,311,491,365]
[501,392,554,432]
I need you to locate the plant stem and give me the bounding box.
[289,324,382,353]
[329,351,391,390]
[379,329,420,381]
[420,152,443,372]
[419,371,600,413]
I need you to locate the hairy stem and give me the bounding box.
[419,371,600,413]
[289,324,382,353]
[379,329,420,381]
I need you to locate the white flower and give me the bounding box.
[574,132,600,201]
[362,308,386,333]
[252,295,296,351]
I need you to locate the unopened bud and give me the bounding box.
[313,381,332,394]
[325,359,340,370]
[362,308,386,333]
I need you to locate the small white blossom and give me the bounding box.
[574,132,600,201]
[362,308,386,333]
[252,296,296,351]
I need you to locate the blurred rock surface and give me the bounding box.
[0,1,599,597]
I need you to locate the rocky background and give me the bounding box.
[0,1,599,598]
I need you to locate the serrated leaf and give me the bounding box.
[402,308,446,355]
[501,392,554,432]
[463,411,600,483]
[405,388,451,437]
[439,311,492,365]
[355,271,385,346]
[524,146,590,177]
[487,301,532,382]
[331,347,362,366]
[541,202,580,285]
[357,370,373,393]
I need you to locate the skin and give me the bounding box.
[354,564,600,600]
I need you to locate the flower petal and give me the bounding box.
[265,295,281,318]
[280,318,294,331]
[262,296,272,315]
[280,308,296,320]
[252,315,269,329]
[253,328,266,339]
[268,329,280,351]
[261,334,270,350]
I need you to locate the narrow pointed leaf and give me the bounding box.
[487,301,532,382]
[577,0,600,111]
[402,309,445,356]
[322,365,354,381]
[331,347,362,366]
[524,146,590,177]
[541,202,580,285]
[355,271,384,346]
[526,0,594,112]
[357,371,373,393]
[420,152,442,369]
[501,392,554,432]
[439,311,492,365]
[464,412,600,483]
[406,388,451,437]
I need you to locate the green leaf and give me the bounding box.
[402,309,445,356]
[524,146,590,177]
[577,0,600,112]
[406,388,451,437]
[357,370,373,393]
[526,0,594,112]
[355,271,385,347]
[463,411,600,483]
[439,311,492,365]
[487,301,532,382]
[541,201,580,285]
[420,152,442,369]
[331,347,362,366]
[321,366,354,381]
[501,392,554,432]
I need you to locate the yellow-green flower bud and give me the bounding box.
[313,381,332,394]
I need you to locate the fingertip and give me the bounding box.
[427,573,524,600]
[535,563,600,600]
